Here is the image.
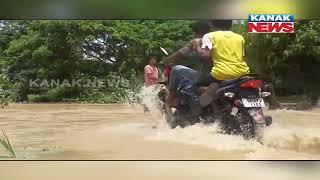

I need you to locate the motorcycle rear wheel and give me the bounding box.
[221,110,264,140]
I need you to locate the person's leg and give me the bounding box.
[166,65,185,108]
[197,73,220,107]
[196,73,220,87]
[168,65,201,94]
[168,65,201,103]
[167,65,203,116]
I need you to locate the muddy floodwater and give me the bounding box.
[1,102,320,160]
[1,161,320,180]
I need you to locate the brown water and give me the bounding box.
[1,99,320,159]
[1,161,320,180]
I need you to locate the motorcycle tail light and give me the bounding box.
[240,79,262,89]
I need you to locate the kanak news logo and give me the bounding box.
[248,14,294,33]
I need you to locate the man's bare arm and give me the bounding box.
[163,39,196,66]
[163,51,185,66]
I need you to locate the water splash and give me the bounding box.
[134,85,169,128]
[146,109,320,156]
[148,123,262,151]
[126,85,320,157]
[261,124,320,154]
[136,86,162,113]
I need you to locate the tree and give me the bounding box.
[0,20,194,102]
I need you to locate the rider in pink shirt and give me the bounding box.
[144,57,159,86]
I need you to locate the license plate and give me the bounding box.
[242,98,265,107]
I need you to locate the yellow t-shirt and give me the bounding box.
[204,31,250,80]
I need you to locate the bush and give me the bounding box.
[0,89,10,107]
[0,74,12,107]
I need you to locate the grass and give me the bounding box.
[0,130,16,158]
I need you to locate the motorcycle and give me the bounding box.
[158,74,273,141]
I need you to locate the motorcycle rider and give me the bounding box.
[199,20,280,109]
[164,20,250,116]
[198,20,250,106]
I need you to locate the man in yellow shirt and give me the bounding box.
[202,21,250,81]
[199,20,250,106]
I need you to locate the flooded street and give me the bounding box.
[1,101,320,160]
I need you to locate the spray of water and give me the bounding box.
[126,85,320,158]
[133,85,169,128]
[147,123,262,151]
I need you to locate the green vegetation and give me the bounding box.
[0,20,192,103]
[0,20,320,104]
[0,130,15,158]
[0,68,11,107]
[234,20,320,104]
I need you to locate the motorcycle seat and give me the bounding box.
[196,75,259,94]
[197,76,249,94]
[219,75,254,87]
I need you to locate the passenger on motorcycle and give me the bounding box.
[163,21,212,115]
